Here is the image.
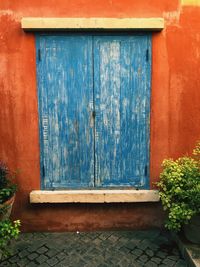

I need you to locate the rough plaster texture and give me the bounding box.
[0,0,200,231]
[182,0,200,6]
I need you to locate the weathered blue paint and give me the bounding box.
[36,33,151,189]
[94,35,151,188]
[36,35,94,189]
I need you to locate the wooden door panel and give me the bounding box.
[94,35,151,188]
[36,35,94,189]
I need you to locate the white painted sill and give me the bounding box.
[30,190,160,203]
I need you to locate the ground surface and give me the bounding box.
[1,229,187,267]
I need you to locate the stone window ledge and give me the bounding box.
[21,17,164,31]
[30,190,160,203]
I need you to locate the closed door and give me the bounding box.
[36,33,151,189]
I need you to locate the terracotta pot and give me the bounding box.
[0,195,15,221]
[183,215,200,244]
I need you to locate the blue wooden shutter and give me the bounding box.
[36,35,94,189]
[94,35,151,188]
[37,33,151,190]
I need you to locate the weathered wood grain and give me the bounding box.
[36,34,151,189]
[94,35,151,188]
[37,35,94,189]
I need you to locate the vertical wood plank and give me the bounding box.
[94,34,151,188]
[36,34,94,188]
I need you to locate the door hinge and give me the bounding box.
[146,49,149,62]
[38,48,41,61]
[42,164,45,178]
[145,165,148,176]
[92,110,96,118]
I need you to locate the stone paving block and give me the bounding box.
[35,254,48,264]
[118,246,130,254]
[151,257,162,264]
[150,243,159,251]
[129,253,139,260]
[27,252,38,260]
[18,249,30,258]
[125,241,138,250]
[139,254,149,263]
[27,262,39,267]
[20,233,34,241]
[145,261,158,267]
[108,234,119,242]
[57,258,71,266]
[45,241,60,250]
[46,257,59,266]
[98,232,112,240]
[136,259,146,266]
[31,232,42,238]
[17,257,30,267]
[27,241,46,252]
[93,238,103,246]
[168,255,180,261]
[146,249,154,257]
[137,239,151,250]
[15,241,29,251]
[56,252,67,261]
[45,249,59,258]
[163,257,177,266]
[90,232,101,240]
[131,248,143,257]
[174,259,188,267]
[156,251,167,259]
[37,246,48,254]
[8,255,20,263]
[82,252,95,261]
[38,263,50,267]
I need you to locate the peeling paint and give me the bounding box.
[163,11,181,25]
[37,34,151,189]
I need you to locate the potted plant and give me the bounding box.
[156,142,200,244]
[0,161,17,220]
[0,161,20,259]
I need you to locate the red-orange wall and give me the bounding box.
[0,1,200,232]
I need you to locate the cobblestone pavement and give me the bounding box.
[1,229,187,267]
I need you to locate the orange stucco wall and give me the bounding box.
[0,1,200,232]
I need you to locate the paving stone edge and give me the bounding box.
[172,232,200,267]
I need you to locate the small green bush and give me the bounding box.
[0,219,20,258]
[156,142,200,232]
[0,161,20,258]
[0,161,17,204]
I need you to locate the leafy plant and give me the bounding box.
[156,142,200,232]
[0,161,17,204]
[0,161,20,258]
[0,219,20,258]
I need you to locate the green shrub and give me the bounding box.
[0,161,17,204]
[156,142,200,232]
[0,219,20,258]
[0,162,20,258]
